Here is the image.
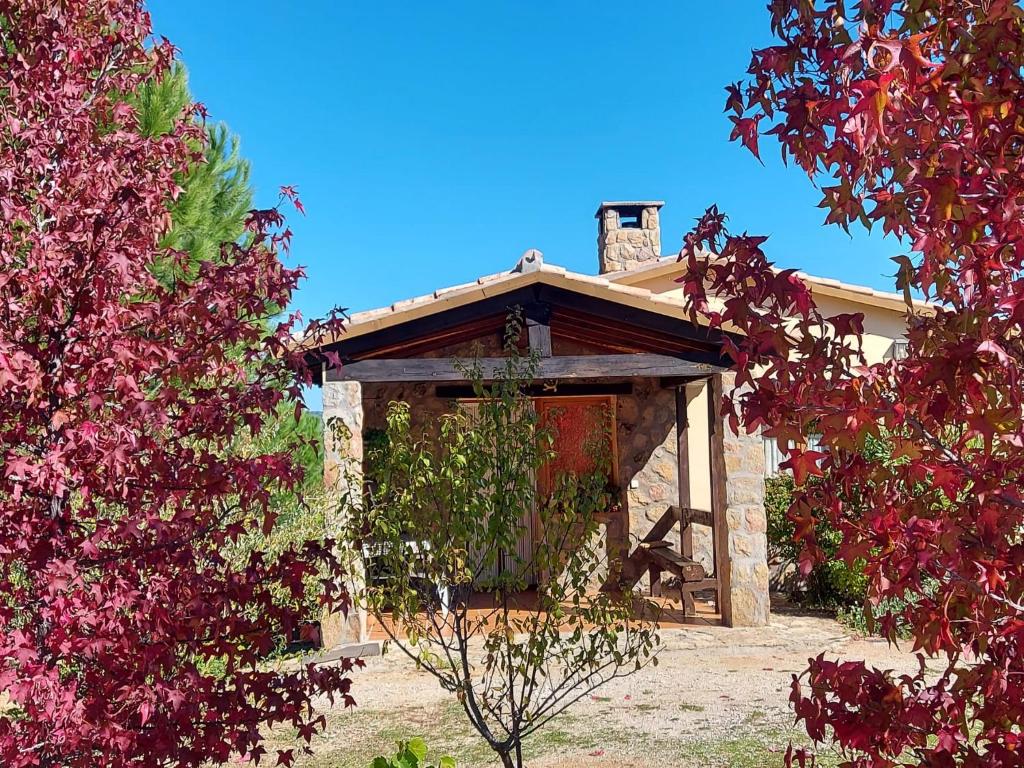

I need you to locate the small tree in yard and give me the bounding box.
[341,341,660,768]
[683,2,1024,765]
[0,2,351,767]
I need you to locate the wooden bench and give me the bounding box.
[603,504,718,616]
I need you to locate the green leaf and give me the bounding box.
[407,738,428,762]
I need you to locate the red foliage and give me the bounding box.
[0,2,352,766]
[682,2,1024,765]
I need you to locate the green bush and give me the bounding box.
[372,739,455,768]
[765,474,867,611]
[766,432,937,637]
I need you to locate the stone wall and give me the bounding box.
[362,381,452,437]
[720,373,770,626]
[615,379,712,576]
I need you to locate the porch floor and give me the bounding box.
[366,588,720,642]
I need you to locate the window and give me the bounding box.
[886,339,910,361]
[763,437,785,477]
[619,213,640,229]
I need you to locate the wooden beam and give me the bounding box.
[524,302,552,358]
[435,382,633,399]
[680,578,720,595]
[680,507,714,528]
[329,354,725,383]
[353,314,506,360]
[641,505,680,544]
[676,385,695,615]
[311,283,735,365]
[708,373,733,626]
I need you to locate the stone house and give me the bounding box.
[306,201,913,649]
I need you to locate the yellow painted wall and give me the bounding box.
[625,273,909,365]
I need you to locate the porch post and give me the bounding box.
[709,373,770,627]
[320,379,368,648]
[675,385,695,615]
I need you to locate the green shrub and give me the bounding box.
[764,474,867,611]
[766,432,938,637]
[372,739,455,768]
[765,473,799,565]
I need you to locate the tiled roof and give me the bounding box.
[603,254,931,313]
[302,253,926,350]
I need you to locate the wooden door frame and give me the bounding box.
[456,397,539,587]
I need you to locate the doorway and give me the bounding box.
[461,395,618,589]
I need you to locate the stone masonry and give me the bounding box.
[596,201,663,274]
[720,373,770,626]
[320,379,367,649]
[618,380,715,578]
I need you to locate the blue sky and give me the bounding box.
[148,1,903,324]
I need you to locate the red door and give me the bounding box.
[535,396,617,509]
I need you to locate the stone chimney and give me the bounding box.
[596,200,663,274]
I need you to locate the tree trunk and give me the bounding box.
[496,749,515,768]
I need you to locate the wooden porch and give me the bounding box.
[313,263,772,648]
[366,588,722,642]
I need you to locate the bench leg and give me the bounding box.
[682,585,696,617]
[649,564,662,597]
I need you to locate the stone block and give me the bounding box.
[728,585,770,627]
[727,474,765,506]
[745,505,768,534]
[654,460,676,482]
[320,602,367,650]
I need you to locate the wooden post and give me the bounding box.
[648,563,663,598]
[675,385,695,615]
[708,374,733,625]
[524,302,552,358]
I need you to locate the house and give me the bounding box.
[306,201,912,649]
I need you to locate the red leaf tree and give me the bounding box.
[682,2,1024,765]
[0,2,351,766]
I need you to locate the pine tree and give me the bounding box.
[128,64,253,274]
[128,63,327,616]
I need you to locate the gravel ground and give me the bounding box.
[267,604,921,768]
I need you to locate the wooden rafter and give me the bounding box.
[550,306,719,360]
[311,284,733,368]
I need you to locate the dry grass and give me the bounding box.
[266,601,914,767]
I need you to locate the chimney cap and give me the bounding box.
[594,200,664,218]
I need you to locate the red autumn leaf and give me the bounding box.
[783,450,826,486]
[685,3,1024,765]
[728,115,763,161]
[0,4,354,767]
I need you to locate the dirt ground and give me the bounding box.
[267,603,922,768]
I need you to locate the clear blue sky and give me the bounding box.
[148,1,902,324]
